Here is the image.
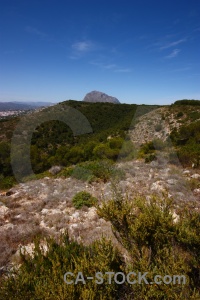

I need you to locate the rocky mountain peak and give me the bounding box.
[83,91,120,104]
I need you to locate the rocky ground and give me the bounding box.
[0,158,199,274]
[129,106,200,146]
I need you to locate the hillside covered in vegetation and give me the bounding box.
[1,99,200,187]
[0,100,158,188]
[0,99,200,299]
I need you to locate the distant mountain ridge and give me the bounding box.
[0,102,54,111]
[83,91,120,104]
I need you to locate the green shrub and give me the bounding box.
[138,141,155,158]
[0,176,16,189]
[97,190,200,299]
[93,143,119,160]
[170,121,200,167]
[145,154,156,163]
[57,166,74,178]
[173,99,200,106]
[152,138,166,150]
[72,191,97,209]
[70,160,125,183]
[21,171,52,182]
[177,143,200,167]
[71,166,93,181]
[0,141,12,176]
[118,139,136,160]
[176,111,184,118]
[187,178,200,190]
[0,235,122,300]
[188,111,200,121]
[108,137,124,149]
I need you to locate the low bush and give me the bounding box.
[71,165,93,182]
[72,191,97,209]
[0,235,122,300]
[177,143,200,167]
[176,111,184,118]
[57,166,74,178]
[0,176,16,189]
[152,138,166,150]
[118,139,136,160]
[145,154,156,163]
[187,178,200,190]
[170,121,200,167]
[97,190,200,299]
[108,137,124,149]
[138,141,155,158]
[70,160,125,183]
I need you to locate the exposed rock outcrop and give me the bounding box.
[83,91,120,104]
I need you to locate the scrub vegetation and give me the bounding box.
[0,192,199,299]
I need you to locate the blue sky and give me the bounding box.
[0,0,200,104]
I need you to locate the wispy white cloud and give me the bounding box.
[160,38,186,50]
[147,36,187,53]
[72,41,93,52]
[165,49,181,59]
[69,40,96,59]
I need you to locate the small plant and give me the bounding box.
[71,160,124,183]
[187,178,200,190]
[71,165,93,181]
[176,111,184,118]
[138,141,155,158]
[72,191,97,209]
[57,166,74,177]
[152,138,166,150]
[0,176,16,189]
[145,153,156,163]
